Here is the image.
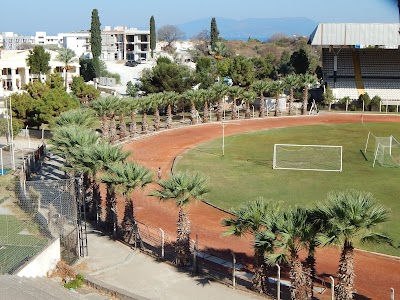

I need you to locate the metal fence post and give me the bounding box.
[276,264,281,300]
[330,276,335,300]
[159,228,164,259]
[391,288,395,300]
[192,235,198,274]
[232,252,236,288]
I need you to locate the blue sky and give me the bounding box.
[0,0,397,35]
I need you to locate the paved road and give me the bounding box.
[80,229,266,300]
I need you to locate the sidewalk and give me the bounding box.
[79,229,266,300]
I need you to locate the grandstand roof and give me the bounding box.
[309,23,400,47]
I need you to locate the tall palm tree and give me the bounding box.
[241,91,256,119]
[183,89,202,124]
[101,161,152,242]
[150,172,209,266]
[228,86,244,120]
[222,198,279,293]
[201,88,216,123]
[56,48,77,90]
[270,81,285,117]
[283,74,300,116]
[251,80,271,118]
[138,96,151,134]
[211,83,229,121]
[317,189,393,300]
[264,207,313,300]
[161,91,179,129]
[108,97,121,142]
[299,74,317,115]
[116,99,130,140]
[91,96,115,140]
[52,108,96,129]
[126,97,140,138]
[147,93,163,131]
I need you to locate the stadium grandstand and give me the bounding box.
[309,23,400,108]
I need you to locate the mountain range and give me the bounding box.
[177,17,318,41]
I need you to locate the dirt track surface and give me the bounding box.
[123,113,400,299]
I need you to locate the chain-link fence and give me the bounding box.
[0,176,80,274]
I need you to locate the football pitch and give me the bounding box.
[174,122,400,256]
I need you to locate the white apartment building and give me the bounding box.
[101,26,150,61]
[0,49,80,97]
[62,32,91,58]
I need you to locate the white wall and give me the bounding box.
[16,238,60,278]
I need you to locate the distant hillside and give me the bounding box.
[177,17,318,41]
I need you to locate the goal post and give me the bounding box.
[372,135,400,168]
[273,144,343,172]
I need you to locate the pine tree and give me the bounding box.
[210,17,219,47]
[150,16,156,58]
[90,9,102,76]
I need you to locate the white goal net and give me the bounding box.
[372,136,400,168]
[273,144,343,172]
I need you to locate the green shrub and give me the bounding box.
[64,274,84,290]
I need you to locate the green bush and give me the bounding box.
[64,274,84,290]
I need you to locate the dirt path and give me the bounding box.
[123,113,400,299]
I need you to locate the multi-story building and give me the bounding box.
[101,26,150,61]
[62,31,91,58]
[0,49,80,97]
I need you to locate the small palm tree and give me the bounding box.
[138,96,151,134]
[299,74,317,115]
[241,91,256,119]
[91,96,115,139]
[251,80,271,118]
[283,74,300,116]
[222,198,279,293]
[211,83,229,121]
[228,86,244,120]
[317,189,393,300]
[148,93,163,131]
[150,172,209,266]
[52,108,96,128]
[56,48,77,90]
[116,99,130,140]
[108,97,121,142]
[101,161,152,242]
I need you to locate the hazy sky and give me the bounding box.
[0,0,398,35]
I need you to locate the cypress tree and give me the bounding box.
[150,16,156,58]
[90,9,102,76]
[210,17,219,47]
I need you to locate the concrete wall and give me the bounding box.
[16,238,60,278]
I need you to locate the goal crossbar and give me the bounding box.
[273,144,343,172]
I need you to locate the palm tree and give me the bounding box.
[56,48,77,90]
[270,81,285,116]
[161,91,180,129]
[91,96,115,140]
[101,161,152,242]
[147,93,163,131]
[283,74,300,116]
[251,80,271,118]
[241,91,256,119]
[228,86,244,120]
[150,172,209,266]
[201,88,216,123]
[222,198,279,293]
[108,97,121,142]
[126,97,140,138]
[183,89,202,124]
[116,99,129,140]
[52,108,96,128]
[211,83,229,121]
[317,189,393,300]
[264,207,313,300]
[299,74,317,115]
[138,96,151,134]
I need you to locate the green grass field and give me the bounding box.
[174,122,400,256]
[0,215,48,274]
